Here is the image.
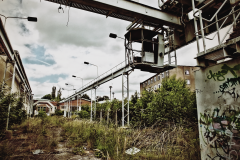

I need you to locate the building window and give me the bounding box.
[154,77,156,82]
[151,79,153,84]
[154,85,157,90]
[162,73,164,78]
[158,75,161,81]
[185,70,190,75]
[166,71,169,77]
[158,83,161,88]
[148,80,150,85]
[186,79,190,85]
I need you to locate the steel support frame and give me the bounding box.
[122,71,130,127]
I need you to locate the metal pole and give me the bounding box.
[80,94,81,111]
[127,74,129,126]
[90,89,92,121]
[191,0,200,53]
[215,15,221,45]
[77,94,78,111]
[6,61,16,130]
[233,7,236,29]
[94,88,96,119]
[199,10,207,54]
[122,73,124,127]
[1,58,8,90]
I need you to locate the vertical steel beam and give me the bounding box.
[158,34,164,66]
[127,74,129,126]
[233,7,236,29]
[90,89,93,121]
[77,94,78,111]
[199,10,206,53]
[94,88,96,119]
[191,0,200,53]
[122,72,124,127]
[6,61,16,130]
[215,15,221,45]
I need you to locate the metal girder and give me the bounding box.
[62,64,133,102]
[46,0,181,29]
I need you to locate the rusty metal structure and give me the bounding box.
[41,2,240,154]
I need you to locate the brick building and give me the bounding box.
[58,98,91,112]
[140,66,199,93]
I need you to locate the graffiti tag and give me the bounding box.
[207,64,240,81]
[219,76,240,93]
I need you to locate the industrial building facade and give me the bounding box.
[140,66,199,93]
[0,18,33,115]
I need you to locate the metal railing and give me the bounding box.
[75,60,126,93]
[193,0,240,54]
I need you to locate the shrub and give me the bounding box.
[55,109,63,116]
[78,110,90,119]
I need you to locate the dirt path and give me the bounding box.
[3,127,101,160]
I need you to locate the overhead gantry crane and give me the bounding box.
[44,0,240,126]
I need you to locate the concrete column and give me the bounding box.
[6,61,16,130]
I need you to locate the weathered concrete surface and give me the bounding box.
[195,57,240,159]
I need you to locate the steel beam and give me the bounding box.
[46,0,181,29]
[61,64,133,102]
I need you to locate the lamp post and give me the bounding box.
[0,14,37,28]
[62,87,75,118]
[84,62,98,78]
[72,75,83,88]
[112,92,115,99]
[65,83,75,117]
[72,75,84,112]
[109,86,112,101]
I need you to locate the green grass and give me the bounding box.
[0,116,201,160]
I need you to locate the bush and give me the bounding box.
[38,111,47,118]
[78,110,90,119]
[55,109,63,116]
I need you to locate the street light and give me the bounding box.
[109,86,112,101]
[84,61,98,78]
[72,75,83,88]
[109,33,124,40]
[62,87,75,118]
[0,14,37,28]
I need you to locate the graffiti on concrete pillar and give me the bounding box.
[196,61,240,159]
[207,64,240,81]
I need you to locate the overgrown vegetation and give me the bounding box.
[0,76,200,159]
[0,83,26,137]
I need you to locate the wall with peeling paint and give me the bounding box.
[195,57,240,159]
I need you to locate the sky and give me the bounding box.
[0,0,228,100]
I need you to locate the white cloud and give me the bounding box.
[0,0,202,100]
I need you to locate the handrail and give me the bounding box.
[194,7,239,40]
[193,0,228,22]
[74,60,126,94]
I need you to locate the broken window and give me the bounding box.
[185,70,190,75]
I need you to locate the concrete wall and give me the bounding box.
[0,55,31,113]
[195,58,240,159]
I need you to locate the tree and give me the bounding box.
[132,75,197,127]
[81,94,91,100]
[0,83,26,135]
[131,91,139,105]
[41,94,52,100]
